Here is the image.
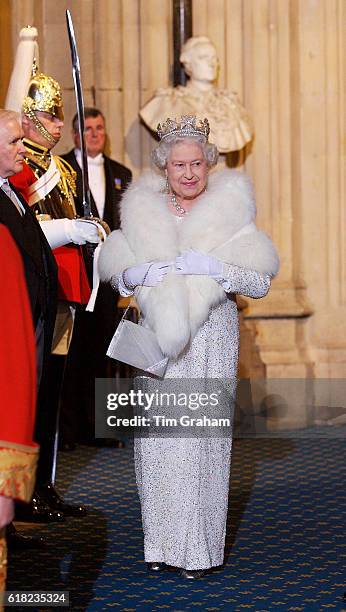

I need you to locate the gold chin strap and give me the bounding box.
[25,109,58,146]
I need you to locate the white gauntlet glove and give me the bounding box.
[123,261,172,290]
[40,218,101,249]
[175,249,224,278]
[65,219,101,245]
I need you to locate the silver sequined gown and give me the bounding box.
[118,250,270,570]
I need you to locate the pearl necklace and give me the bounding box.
[171,192,188,215]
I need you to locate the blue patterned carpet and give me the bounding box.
[7,431,346,611]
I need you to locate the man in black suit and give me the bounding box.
[0,109,58,531]
[0,107,101,533]
[60,108,132,447]
[62,108,132,229]
[0,109,57,393]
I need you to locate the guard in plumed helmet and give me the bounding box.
[20,61,77,220]
[6,27,103,526]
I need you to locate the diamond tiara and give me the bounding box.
[157,115,210,142]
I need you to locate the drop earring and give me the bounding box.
[165,176,170,194]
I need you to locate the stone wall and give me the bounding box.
[2,0,345,427]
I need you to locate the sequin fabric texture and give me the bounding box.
[116,249,270,570]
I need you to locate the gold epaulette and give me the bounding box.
[0,444,38,503]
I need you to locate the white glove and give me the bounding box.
[65,219,101,245]
[175,249,224,278]
[40,218,101,248]
[123,261,172,289]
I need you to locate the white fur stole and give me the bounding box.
[98,169,279,357]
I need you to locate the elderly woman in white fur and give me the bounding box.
[98,115,279,579]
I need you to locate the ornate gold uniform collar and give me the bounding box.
[23,138,51,159]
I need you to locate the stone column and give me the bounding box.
[193,0,345,429]
[241,0,314,388]
[6,0,346,429]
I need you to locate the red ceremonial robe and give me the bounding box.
[0,225,39,598]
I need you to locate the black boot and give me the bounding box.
[6,523,45,550]
[15,492,65,523]
[37,484,86,517]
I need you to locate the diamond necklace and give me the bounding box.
[171,192,188,215]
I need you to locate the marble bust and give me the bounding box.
[140,36,253,153]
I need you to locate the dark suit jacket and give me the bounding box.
[59,152,132,441]
[61,149,132,231]
[0,185,58,353]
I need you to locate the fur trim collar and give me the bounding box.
[120,169,256,259]
[99,169,279,357]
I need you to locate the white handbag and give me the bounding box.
[106,267,169,377]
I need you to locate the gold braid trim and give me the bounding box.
[0,446,38,503]
[23,140,77,216]
[54,155,77,202]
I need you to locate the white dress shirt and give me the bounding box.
[74,149,106,219]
